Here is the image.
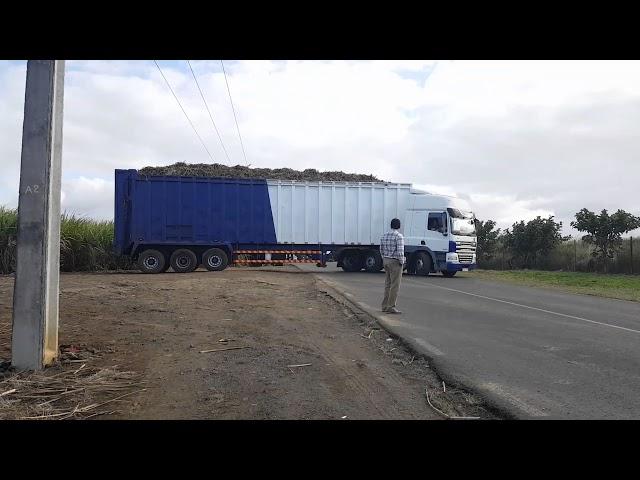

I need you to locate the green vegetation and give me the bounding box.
[475,219,501,263]
[0,206,18,274]
[470,269,640,302]
[502,216,569,269]
[476,209,639,274]
[0,206,133,274]
[571,208,640,272]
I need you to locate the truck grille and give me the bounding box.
[458,253,474,263]
[456,240,476,264]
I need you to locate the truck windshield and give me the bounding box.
[447,208,476,236]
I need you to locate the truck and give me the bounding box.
[114,169,477,276]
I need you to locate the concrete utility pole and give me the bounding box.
[11,60,65,370]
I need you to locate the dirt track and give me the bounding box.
[0,268,494,419]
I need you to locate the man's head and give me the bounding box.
[391,218,401,230]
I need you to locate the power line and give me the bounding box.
[220,60,248,165]
[153,60,216,163]
[186,60,232,164]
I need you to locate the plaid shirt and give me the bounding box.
[380,229,405,264]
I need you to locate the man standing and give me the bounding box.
[380,218,405,314]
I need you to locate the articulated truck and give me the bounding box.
[114,170,477,276]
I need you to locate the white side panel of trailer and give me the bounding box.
[267,181,412,244]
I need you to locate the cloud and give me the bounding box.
[469,194,555,229]
[401,93,640,235]
[61,177,114,220]
[413,183,459,198]
[1,60,639,237]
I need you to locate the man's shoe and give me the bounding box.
[387,307,402,314]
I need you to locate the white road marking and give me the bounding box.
[416,281,640,335]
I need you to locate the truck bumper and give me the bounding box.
[446,262,477,272]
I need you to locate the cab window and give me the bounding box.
[428,212,446,233]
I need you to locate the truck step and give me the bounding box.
[233,259,321,264]
[233,250,322,254]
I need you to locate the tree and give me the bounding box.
[475,219,501,262]
[502,216,569,269]
[570,208,640,272]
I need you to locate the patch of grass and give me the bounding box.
[0,207,134,274]
[0,207,18,274]
[469,269,640,302]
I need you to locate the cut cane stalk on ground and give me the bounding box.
[199,346,251,354]
[424,387,480,420]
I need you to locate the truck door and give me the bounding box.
[409,210,428,245]
[402,210,428,251]
[425,211,449,261]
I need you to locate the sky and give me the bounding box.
[1,60,639,237]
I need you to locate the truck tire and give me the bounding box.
[341,252,364,272]
[137,249,166,274]
[203,248,229,271]
[364,250,383,272]
[170,248,198,273]
[442,270,457,277]
[414,252,432,276]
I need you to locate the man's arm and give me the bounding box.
[397,233,405,263]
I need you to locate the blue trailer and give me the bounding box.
[114,169,477,275]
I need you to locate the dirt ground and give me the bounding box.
[0,267,496,420]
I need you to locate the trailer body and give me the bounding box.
[114,169,477,275]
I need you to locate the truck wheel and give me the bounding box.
[170,249,198,273]
[364,250,383,272]
[341,252,364,272]
[137,249,166,274]
[203,248,229,271]
[415,252,432,276]
[442,270,457,277]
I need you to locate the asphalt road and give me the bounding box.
[299,264,640,419]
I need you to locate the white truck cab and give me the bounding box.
[403,188,477,277]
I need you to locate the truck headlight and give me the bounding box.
[472,254,476,263]
[446,253,459,262]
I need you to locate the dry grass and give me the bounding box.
[0,356,144,420]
